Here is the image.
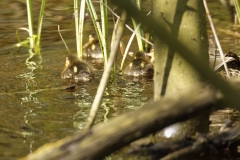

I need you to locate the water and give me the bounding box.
[0,0,240,159]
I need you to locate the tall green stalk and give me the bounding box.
[86,0,103,42]
[79,0,86,60]
[26,0,34,50]
[86,0,107,65]
[233,0,240,23]
[35,0,46,54]
[120,24,141,70]
[100,0,109,64]
[131,0,144,51]
[74,0,81,59]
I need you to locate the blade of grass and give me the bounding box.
[74,0,81,58]
[79,0,86,60]
[233,0,240,23]
[132,19,144,51]
[26,0,34,50]
[120,24,141,70]
[86,0,105,64]
[58,25,70,54]
[100,0,109,63]
[35,0,46,54]
[131,0,144,51]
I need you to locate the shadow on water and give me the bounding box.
[0,0,240,159]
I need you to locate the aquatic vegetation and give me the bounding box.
[74,0,86,59]
[85,0,108,65]
[16,0,46,54]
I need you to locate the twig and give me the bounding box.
[58,25,70,54]
[85,10,127,130]
[203,0,230,78]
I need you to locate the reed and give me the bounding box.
[120,24,141,70]
[86,0,109,66]
[100,0,109,62]
[35,0,46,53]
[131,0,144,51]
[79,0,86,60]
[233,0,240,23]
[17,0,46,54]
[26,0,34,50]
[74,0,80,58]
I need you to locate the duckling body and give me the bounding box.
[225,52,240,70]
[83,34,103,59]
[124,51,154,78]
[61,55,94,83]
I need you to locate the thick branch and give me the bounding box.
[21,86,220,160]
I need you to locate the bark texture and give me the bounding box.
[152,0,209,139]
[21,86,219,160]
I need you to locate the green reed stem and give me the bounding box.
[74,0,81,59]
[35,0,46,53]
[86,0,105,63]
[120,24,141,70]
[26,0,34,50]
[100,0,109,65]
[79,0,86,60]
[131,0,144,51]
[233,0,240,23]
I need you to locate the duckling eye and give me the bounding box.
[73,66,78,73]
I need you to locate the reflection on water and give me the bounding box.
[0,44,153,159]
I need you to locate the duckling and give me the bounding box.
[83,34,103,59]
[124,51,154,78]
[61,55,94,83]
[225,52,240,70]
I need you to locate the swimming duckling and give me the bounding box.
[225,52,240,70]
[124,51,154,78]
[61,55,94,83]
[83,34,103,59]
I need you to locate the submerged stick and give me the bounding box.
[85,10,127,130]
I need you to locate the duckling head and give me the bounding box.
[134,51,146,59]
[65,55,79,67]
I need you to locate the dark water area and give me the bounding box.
[0,0,240,159]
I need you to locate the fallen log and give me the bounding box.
[20,85,222,160]
[130,120,240,160]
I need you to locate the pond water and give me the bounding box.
[0,0,240,159]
